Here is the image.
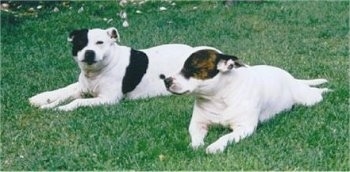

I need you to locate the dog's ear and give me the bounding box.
[106,27,120,42]
[67,29,88,43]
[68,30,78,42]
[217,54,245,72]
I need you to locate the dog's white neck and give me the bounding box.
[82,68,102,78]
[195,72,237,97]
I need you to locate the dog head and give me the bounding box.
[68,27,120,72]
[161,49,245,95]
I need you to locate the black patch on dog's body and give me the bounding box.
[122,49,149,94]
[69,29,89,56]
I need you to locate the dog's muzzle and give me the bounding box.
[160,74,173,89]
[82,50,97,65]
[160,74,189,95]
[164,77,174,89]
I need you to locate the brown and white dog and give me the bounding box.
[161,49,329,154]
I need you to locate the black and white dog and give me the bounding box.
[29,27,204,111]
[162,49,330,154]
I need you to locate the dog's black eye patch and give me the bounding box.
[69,29,88,56]
[96,41,104,45]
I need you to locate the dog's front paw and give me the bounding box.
[39,101,61,110]
[191,140,204,150]
[29,92,55,107]
[56,104,76,111]
[206,141,226,154]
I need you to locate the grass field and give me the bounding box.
[1,1,349,170]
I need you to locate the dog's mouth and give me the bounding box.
[81,58,98,65]
[167,89,190,95]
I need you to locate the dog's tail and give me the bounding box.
[298,78,328,86]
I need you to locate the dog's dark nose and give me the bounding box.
[83,50,96,65]
[164,77,173,89]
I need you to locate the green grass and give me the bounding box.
[1,1,349,170]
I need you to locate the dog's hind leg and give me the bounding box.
[293,83,330,107]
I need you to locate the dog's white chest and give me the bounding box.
[195,96,230,124]
[79,75,102,96]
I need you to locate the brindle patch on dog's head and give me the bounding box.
[181,49,244,80]
[181,50,220,80]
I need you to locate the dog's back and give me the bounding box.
[238,65,328,122]
[125,44,194,99]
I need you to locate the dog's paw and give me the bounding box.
[56,100,82,111]
[190,141,204,150]
[206,141,226,154]
[39,101,61,110]
[56,104,75,111]
[29,92,54,107]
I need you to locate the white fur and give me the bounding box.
[29,28,199,111]
[167,51,329,154]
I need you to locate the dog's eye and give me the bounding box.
[96,41,104,45]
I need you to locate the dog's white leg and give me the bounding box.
[293,83,329,107]
[29,83,81,109]
[206,126,256,154]
[39,99,65,109]
[206,106,259,154]
[189,120,208,149]
[189,105,210,149]
[55,96,120,111]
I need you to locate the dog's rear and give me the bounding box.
[293,79,330,106]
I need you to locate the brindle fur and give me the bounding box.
[181,50,220,80]
[181,50,242,80]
